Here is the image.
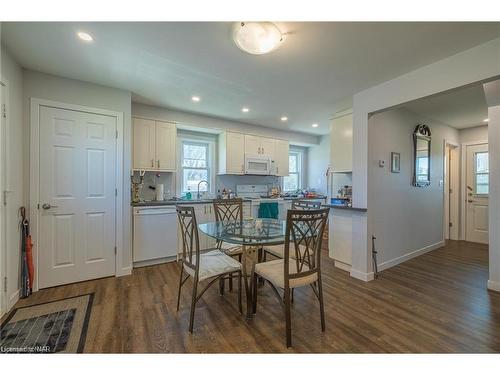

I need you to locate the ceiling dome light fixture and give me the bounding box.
[233,22,284,55]
[312,123,319,128]
[281,116,288,122]
[242,107,250,113]
[191,96,201,102]
[77,31,93,42]
[483,118,489,122]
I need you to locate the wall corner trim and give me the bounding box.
[487,280,500,293]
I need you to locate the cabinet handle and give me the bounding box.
[262,147,264,154]
[157,160,160,169]
[151,159,154,168]
[258,147,261,154]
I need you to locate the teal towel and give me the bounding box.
[258,202,279,219]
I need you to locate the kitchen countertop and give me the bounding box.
[322,204,367,212]
[131,196,327,207]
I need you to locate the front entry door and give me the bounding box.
[465,143,489,244]
[39,106,117,288]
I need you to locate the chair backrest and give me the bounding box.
[283,208,329,286]
[176,206,200,275]
[291,199,322,210]
[213,198,243,222]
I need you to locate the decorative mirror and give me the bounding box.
[413,124,431,187]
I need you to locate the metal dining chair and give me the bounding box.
[252,208,329,348]
[263,200,323,260]
[176,206,243,333]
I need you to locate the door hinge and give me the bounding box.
[116,130,118,139]
[2,103,6,119]
[114,246,117,255]
[449,222,453,227]
[3,277,7,293]
[115,188,118,197]
[2,191,7,206]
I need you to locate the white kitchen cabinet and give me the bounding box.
[133,117,177,171]
[243,201,252,218]
[244,134,275,158]
[274,139,290,176]
[133,118,156,169]
[330,113,353,172]
[218,131,245,175]
[155,121,176,171]
[260,137,275,159]
[244,134,261,155]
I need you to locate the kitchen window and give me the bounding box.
[475,151,489,195]
[283,150,304,191]
[179,137,214,196]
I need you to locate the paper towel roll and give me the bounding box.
[156,184,164,201]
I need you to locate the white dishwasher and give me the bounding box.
[133,206,178,266]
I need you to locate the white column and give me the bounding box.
[484,80,500,292]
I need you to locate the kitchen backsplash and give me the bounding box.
[132,171,175,201]
[216,175,281,195]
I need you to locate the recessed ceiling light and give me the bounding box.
[312,123,319,128]
[233,22,284,55]
[77,31,93,42]
[484,118,489,122]
[191,96,201,102]
[281,116,288,122]
[242,107,250,113]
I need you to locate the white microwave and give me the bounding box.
[244,154,272,175]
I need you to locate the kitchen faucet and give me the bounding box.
[197,180,209,200]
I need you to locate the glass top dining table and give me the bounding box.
[198,218,286,246]
[198,218,286,319]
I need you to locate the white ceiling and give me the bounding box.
[2,22,500,135]
[403,84,488,129]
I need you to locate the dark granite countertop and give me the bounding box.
[322,204,367,212]
[131,199,252,207]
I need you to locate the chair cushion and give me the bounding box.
[184,250,241,282]
[263,244,307,260]
[220,241,243,256]
[254,259,318,289]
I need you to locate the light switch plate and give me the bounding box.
[378,160,385,168]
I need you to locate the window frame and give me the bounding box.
[282,148,305,192]
[177,132,216,197]
[474,151,489,196]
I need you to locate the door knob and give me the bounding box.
[42,203,58,210]
[467,200,476,203]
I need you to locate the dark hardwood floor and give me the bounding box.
[5,240,500,353]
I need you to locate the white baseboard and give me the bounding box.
[487,280,500,293]
[133,256,177,269]
[350,269,374,282]
[334,260,351,272]
[116,266,132,277]
[8,289,20,310]
[378,241,444,272]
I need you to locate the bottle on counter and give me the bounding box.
[186,187,192,200]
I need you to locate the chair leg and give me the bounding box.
[252,272,258,314]
[188,277,199,333]
[176,265,184,311]
[291,288,294,304]
[238,271,243,314]
[318,277,325,332]
[229,272,233,292]
[219,277,225,296]
[284,287,292,348]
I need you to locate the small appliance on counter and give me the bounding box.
[331,185,352,206]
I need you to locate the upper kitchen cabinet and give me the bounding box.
[244,134,275,158]
[218,131,245,175]
[274,139,289,176]
[330,113,353,172]
[133,117,177,171]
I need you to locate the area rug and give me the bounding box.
[0,293,94,353]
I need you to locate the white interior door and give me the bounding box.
[465,143,489,244]
[0,82,6,315]
[39,106,117,289]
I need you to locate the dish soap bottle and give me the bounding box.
[186,187,192,200]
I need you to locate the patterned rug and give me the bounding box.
[0,293,94,353]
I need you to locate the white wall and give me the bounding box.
[132,102,321,147]
[459,125,488,144]
[307,134,330,194]
[484,79,500,292]
[23,70,133,276]
[1,46,25,309]
[368,108,459,268]
[350,36,500,280]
